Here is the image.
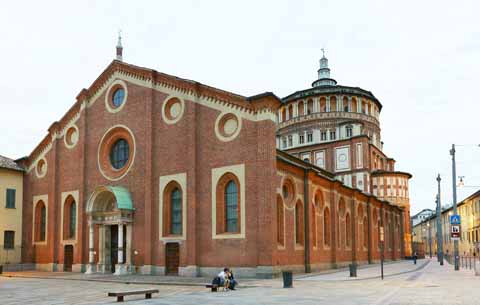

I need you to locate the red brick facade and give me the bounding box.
[19,60,404,278]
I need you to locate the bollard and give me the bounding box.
[349,263,357,277]
[282,271,293,288]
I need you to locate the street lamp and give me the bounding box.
[436,174,444,265]
[450,144,480,270]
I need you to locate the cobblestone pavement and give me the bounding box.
[1,259,479,304]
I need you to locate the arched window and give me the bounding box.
[343,96,349,112]
[298,101,304,116]
[320,97,327,112]
[324,207,330,246]
[225,181,239,233]
[288,104,293,119]
[330,96,337,112]
[63,196,76,240]
[295,201,304,245]
[351,97,358,113]
[171,188,182,235]
[345,213,351,248]
[281,108,286,122]
[162,181,183,237]
[277,196,284,246]
[35,201,46,242]
[307,99,314,114]
[69,201,76,238]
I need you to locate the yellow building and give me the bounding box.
[0,155,24,266]
[412,189,480,257]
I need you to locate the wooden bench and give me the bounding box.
[107,289,159,302]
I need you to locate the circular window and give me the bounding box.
[105,80,128,113]
[112,88,125,108]
[282,177,295,208]
[162,97,185,124]
[98,125,135,181]
[215,113,242,142]
[110,139,130,169]
[36,158,47,178]
[64,125,79,149]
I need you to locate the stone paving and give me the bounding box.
[1,258,479,304]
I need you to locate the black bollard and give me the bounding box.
[282,270,293,288]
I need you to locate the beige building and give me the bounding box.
[0,155,24,266]
[412,189,480,257]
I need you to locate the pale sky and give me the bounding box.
[1,0,479,214]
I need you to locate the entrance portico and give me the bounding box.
[85,186,134,275]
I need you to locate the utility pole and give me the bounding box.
[450,144,460,270]
[436,174,444,265]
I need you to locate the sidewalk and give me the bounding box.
[0,270,262,288]
[1,259,425,287]
[297,259,429,281]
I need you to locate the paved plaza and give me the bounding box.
[1,259,479,304]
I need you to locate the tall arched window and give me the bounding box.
[288,104,293,119]
[345,213,351,248]
[277,196,285,246]
[225,181,238,233]
[298,101,304,116]
[69,201,76,238]
[171,188,182,235]
[324,207,330,246]
[307,99,314,114]
[295,201,304,245]
[35,201,46,242]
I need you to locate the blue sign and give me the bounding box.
[450,214,461,225]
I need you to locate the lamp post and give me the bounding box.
[436,174,444,265]
[450,144,460,270]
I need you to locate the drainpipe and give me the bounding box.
[367,198,372,264]
[304,168,311,273]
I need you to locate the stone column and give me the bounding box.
[97,225,105,273]
[114,224,128,275]
[85,222,96,274]
[126,224,132,269]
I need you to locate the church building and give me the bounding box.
[18,39,407,278]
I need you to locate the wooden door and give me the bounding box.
[64,245,73,272]
[165,243,179,275]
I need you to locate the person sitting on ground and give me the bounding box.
[228,269,238,290]
[217,268,230,291]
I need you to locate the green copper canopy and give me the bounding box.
[107,186,134,210]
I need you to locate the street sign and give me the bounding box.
[451,225,461,240]
[380,227,384,242]
[450,214,461,225]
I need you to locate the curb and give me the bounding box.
[297,260,430,282]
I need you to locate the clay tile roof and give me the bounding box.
[0,155,24,172]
